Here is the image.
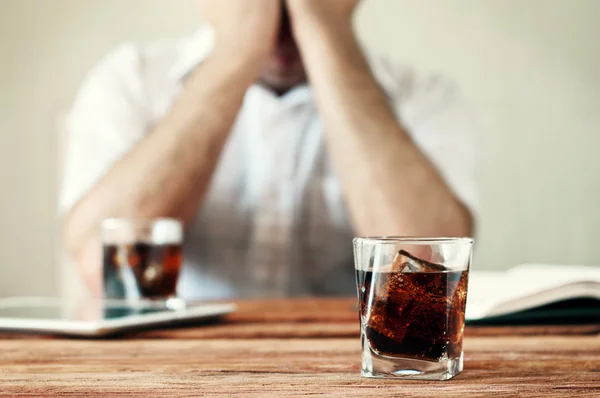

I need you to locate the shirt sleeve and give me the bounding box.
[60,43,149,214]
[375,60,479,218]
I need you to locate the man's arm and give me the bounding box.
[287,1,473,237]
[64,0,281,294]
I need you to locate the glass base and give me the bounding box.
[361,344,463,380]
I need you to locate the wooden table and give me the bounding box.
[1,298,599,397]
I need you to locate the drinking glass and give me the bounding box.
[353,237,473,380]
[102,218,184,308]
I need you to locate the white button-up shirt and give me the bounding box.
[61,27,477,299]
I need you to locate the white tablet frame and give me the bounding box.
[0,297,236,336]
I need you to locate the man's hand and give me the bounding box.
[286,0,359,35]
[199,0,281,63]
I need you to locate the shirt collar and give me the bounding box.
[169,26,312,107]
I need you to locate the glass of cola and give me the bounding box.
[102,218,184,308]
[353,237,473,380]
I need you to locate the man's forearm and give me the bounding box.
[294,22,472,237]
[64,51,259,269]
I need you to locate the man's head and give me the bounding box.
[258,3,306,94]
[199,0,360,95]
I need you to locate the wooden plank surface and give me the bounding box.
[0,298,599,397]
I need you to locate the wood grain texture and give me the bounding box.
[0,298,599,397]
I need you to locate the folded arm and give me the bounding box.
[288,1,474,237]
[63,0,282,294]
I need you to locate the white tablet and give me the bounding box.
[0,297,236,337]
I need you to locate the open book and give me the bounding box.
[465,264,600,324]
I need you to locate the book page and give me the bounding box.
[466,271,506,319]
[466,264,600,320]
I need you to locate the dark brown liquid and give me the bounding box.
[356,269,468,361]
[103,243,182,299]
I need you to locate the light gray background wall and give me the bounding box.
[1,0,599,297]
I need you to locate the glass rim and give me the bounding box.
[101,217,182,229]
[353,236,473,245]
